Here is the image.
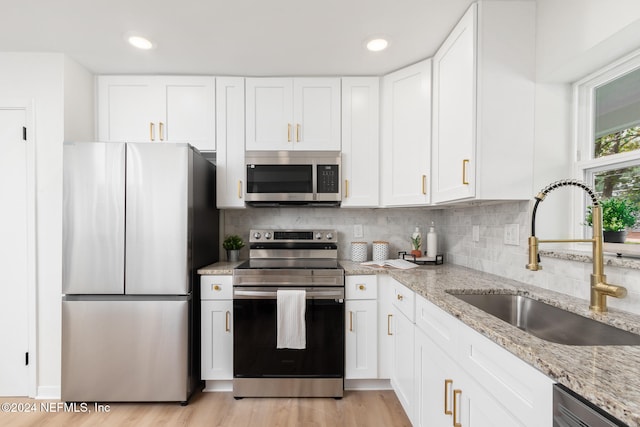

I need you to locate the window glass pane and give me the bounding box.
[594,67,640,158]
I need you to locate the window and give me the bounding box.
[575,52,640,245]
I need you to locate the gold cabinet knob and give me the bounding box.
[397,294,404,301]
[358,284,366,290]
[213,285,221,291]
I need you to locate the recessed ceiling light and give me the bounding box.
[128,35,154,50]
[366,38,389,52]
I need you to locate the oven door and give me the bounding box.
[245,164,314,203]
[233,287,344,379]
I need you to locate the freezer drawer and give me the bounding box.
[62,297,190,402]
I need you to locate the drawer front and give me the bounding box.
[201,275,233,300]
[415,294,457,355]
[390,279,415,322]
[345,275,378,300]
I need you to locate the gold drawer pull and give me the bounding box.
[422,174,427,195]
[159,122,164,141]
[225,311,230,332]
[462,159,470,185]
[213,285,221,291]
[453,389,462,427]
[358,284,366,291]
[287,123,292,142]
[387,314,393,335]
[150,122,155,141]
[397,294,404,301]
[238,180,243,199]
[444,379,453,415]
[296,124,301,142]
[349,311,353,332]
[345,180,349,198]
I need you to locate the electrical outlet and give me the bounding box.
[472,225,480,242]
[504,224,519,246]
[354,224,364,238]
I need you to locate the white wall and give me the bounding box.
[0,53,93,398]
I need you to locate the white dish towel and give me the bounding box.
[276,289,306,349]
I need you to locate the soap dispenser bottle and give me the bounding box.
[426,221,438,258]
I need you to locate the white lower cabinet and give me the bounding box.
[389,279,416,424]
[200,275,233,390]
[345,275,378,379]
[413,293,553,427]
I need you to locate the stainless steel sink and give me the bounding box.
[448,292,640,346]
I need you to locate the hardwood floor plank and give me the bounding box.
[0,389,412,426]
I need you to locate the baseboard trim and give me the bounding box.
[37,386,61,400]
[344,379,392,391]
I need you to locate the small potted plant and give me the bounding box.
[585,197,640,243]
[410,233,422,257]
[222,235,245,262]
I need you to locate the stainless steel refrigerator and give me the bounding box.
[61,142,218,403]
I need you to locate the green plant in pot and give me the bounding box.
[585,197,640,243]
[222,235,245,262]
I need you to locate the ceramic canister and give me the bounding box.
[372,241,389,261]
[351,242,367,262]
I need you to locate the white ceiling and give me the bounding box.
[0,0,477,76]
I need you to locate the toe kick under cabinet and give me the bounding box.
[200,275,233,391]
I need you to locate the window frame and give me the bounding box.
[573,49,640,244]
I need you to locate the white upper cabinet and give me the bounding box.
[381,59,432,206]
[245,77,341,151]
[341,77,380,207]
[432,1,535,203]
[97,75,216,151]
[215,77,246,209]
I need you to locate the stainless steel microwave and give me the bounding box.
[245,151,341,206]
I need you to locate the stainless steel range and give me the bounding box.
[232,229,345,398]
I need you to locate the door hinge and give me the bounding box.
[25,352,29,366]
[23,126,27,141]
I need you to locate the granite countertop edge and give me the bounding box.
[198,259,640,425]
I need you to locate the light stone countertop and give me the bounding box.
[198,260,640,425]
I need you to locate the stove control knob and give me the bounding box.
[253,232,262,240]
[326,233,334,240]
[264,232,272,240]
[315,232,323,240]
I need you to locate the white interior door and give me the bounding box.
[0,108,29,396]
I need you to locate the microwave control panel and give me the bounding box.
[317,165,339,193]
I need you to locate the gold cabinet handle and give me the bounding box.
[349,311,353,332]
[462,159,470,185]
[159,122,164,141]
[453,389,462,427]
[397,294,404,301]
[422,175,427,195]
[358,284,366,291]
[213,285,221,291]
[238,180,243,199]
[444,379,453,415]
[296,124,301,142]
[345,179,349,198]
[387,314,393,335]
[287,123,292,142]
[150,122,155,141]
[225,311,230,332]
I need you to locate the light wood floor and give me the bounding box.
[0,389,412,426]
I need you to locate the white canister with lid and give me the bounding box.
[351,242,367,262]
[372,241,389,261]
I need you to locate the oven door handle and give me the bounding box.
[233,289,344,300]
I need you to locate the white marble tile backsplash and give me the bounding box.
[223,201,640,314]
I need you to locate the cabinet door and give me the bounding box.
[458,375,525,427]
[293,78,341,150]
[392,306,415,424]
[345,299,378,379]
[414,327,456,427]
[381,59,432,206]
[377,275,394,379]
[245,78,293,150]
[216,77,246,208]
[341,77,379,207]
[432,4,476,203]
[164,76,215,150]
[97,76,164,142]
[201,300,233,380]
